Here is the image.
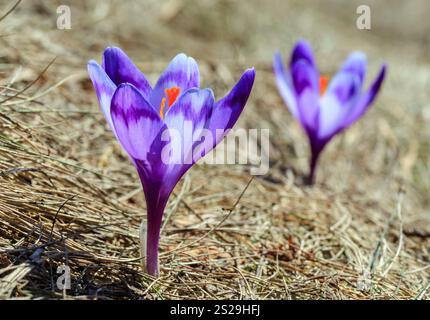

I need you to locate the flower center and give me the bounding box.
[319,76,329,96]
[160,86,181,119]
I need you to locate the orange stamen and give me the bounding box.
[160,86,181,119]
[160,97,166,119]
[165,86,181,107]
[319,76,329,96]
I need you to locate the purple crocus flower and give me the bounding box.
[87,47,255,275]
[273,40,387,184]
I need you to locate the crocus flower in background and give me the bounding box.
[88,48,255,276]
[274,40,387,184]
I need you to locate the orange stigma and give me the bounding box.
[159,86,181,119]
[165,86,181,107]
[319,76,329,96]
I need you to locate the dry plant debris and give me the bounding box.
[0,0,429,299]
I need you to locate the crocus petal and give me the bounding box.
[296,88,320,134]
[273,52,299,118]
[208,68,255,144]
[87,60,116,131]
[325,71,362,105]
[291,59,319,96]
[164,88,214,165]
[291,58,320,132]
[340,52,367,85]
[290,40,316,69]
[318,72,361,139]
[149,53,200,112]
[343,64,387,129]
[103,47,152,99]
[110,83,167,164]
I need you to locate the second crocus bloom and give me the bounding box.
[274,40,387,184]
[88,48,255,276]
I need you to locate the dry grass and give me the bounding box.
[0,0,429,299]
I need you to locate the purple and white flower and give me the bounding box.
[88,47,255,275]
[274,40,387,184]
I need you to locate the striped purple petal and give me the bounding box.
[340,52,367,85]
[273,52,298,118]
[164,88,214,165]
[318,72,361,139]
[208,68,255,145]
[87,60,116,131]
[343,64,387,129]
[149,53,200,112]
[296,87,320,135]
[291,58,319,96]
[291,58,320,132]
[290,40,316,69]
[110,83,166,164]
[103,47,152,99]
